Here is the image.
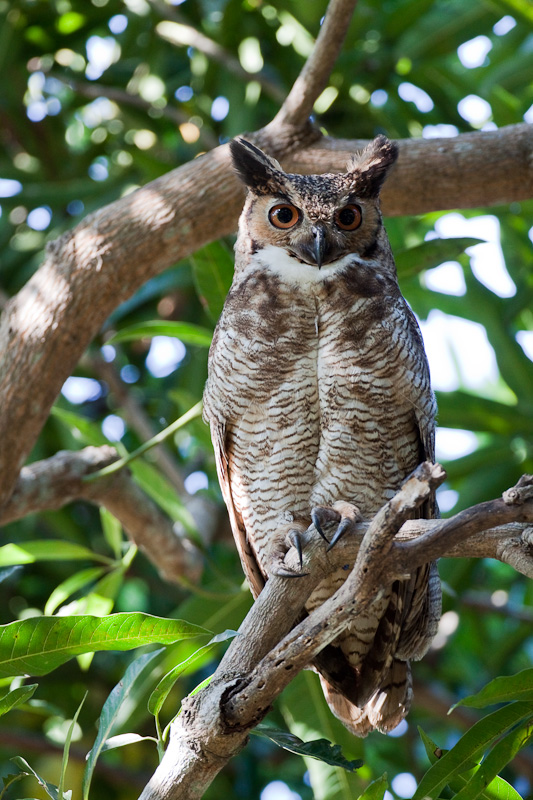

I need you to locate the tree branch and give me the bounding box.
[138,470,533,800]
[0,447,202,584]
[270,0,358,129]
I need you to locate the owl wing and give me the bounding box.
[209,419,266,599]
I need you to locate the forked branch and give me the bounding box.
[138,469,533,800]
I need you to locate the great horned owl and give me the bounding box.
[203,136,440,736]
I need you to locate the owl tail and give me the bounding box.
[319,658,412,737]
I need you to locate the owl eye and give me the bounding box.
[269,204,300,229]
[335,204,362,231]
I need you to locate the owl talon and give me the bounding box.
[288,528,304,569]
[311,507,341,543]
[327,517,353,551]
[273,567,310,579]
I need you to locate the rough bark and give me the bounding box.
[138,469,533,800]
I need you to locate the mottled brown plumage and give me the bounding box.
[203,136,440,736]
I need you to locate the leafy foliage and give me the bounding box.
[0,0,532,798]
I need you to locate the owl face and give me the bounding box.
[230,136,399,272]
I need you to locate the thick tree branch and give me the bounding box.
[0,123,531,513]
[138,470,533,800]
[0,447,202,584]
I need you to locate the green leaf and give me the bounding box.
[148,629,237,716]
[83,649,162,800]
[0,683,38,717]
[191,240,234,321]
[452,722,531,800]
[357,774,389,800]
[10,757,65,800]
[453,669,533,709]
[129,459,199,536]
[395,237,482,279]
[252,725,362,771]
[44,566,108,616]
[418,728,524,800]
[101,733,155,753]
[0,540,113,567]
[58,692,87,800]
[414,703,533,799]
[0,613,209,677]
[108,320,213,347]
[100,508,123,560]
[50,407,107,446]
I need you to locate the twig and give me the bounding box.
[270,0,358,130]
[0,447,202,584]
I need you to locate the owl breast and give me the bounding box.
[203,254,428,577]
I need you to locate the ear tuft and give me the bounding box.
[229,137,285,194]
[346,135,399,197]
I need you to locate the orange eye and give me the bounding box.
[269,204,300,229]
[335,204,362,231]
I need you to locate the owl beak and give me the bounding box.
[311,224,327,268]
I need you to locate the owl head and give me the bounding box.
[229,136,398,270]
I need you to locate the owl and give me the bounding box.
[203,136,440,736]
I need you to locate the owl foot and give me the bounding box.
[312,502,362,551]
[271,526,310,579]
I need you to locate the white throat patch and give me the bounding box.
[251,245,355,285]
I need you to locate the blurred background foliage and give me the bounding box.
[0,0,532,798]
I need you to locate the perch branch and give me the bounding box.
[139,470,533,800]
[0,447,202,584]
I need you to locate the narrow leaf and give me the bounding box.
[0,540,112,567]
[10,756,63,800]
[453,669,533,709]
[83,649,162,800]
[100,508,123,560]
[101,733,154,752]
[191,240,234,321]
[0,613,209,677]
[414,704,533,799]
[58,692,87,799]
[148,629,237,716]
[0,683,38,717]
[109,320,213,347]
[44,566,107,616]
[357,774,389,800]
[395,237,483,278]
[252,725,362,771]
[452,722,532,800]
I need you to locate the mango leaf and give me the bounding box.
[414,705,533,800]
[44,566,108,616]
[0,683,38,717]
[191,240,234,321]
[357,774,389,800]
[10,756,67,800]
[51,406,108,446]
[100,733,154,753]
[453,669,533,709]
[453,722,532,800]
[108,320,213,347]
[58,692,87,800]
[0,540,112,567]
[418,728,523,800]
[0,613,209,678]
[100,508,123,560]
[148,629,237,717]
[83,649,162,800]
[129,459,199,537]
[252,724,362,771]
[395,237,483,279]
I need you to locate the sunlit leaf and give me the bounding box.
[44,566,108,616]
[0,541,112,567]
[453,669,533,709]
[109,320,213,347]
[0,613,209,677]
[0,683,38,717]
[357,774,389,800]
[58,692,87,799]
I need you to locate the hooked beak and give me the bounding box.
[311,224,327,269]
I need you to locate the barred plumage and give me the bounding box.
[203,136,440,736]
